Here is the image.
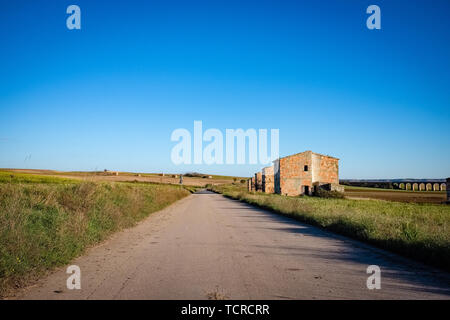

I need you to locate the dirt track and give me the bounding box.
[17,191,450,300]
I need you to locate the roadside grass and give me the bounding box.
[0,179,191,297]
[209,184,450,271]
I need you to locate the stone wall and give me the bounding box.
[319,183,345,193]
[255,172,262,191]
[274,159,281,194]
[262,166,275,194]
[313,153,339,185]
[278,151,312,196]
[274,151,340,196]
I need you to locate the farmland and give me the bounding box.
[344,185,447,204]
[1,169,244,187]
[2,168,449,298]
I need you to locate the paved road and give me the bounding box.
[18,191,450,299]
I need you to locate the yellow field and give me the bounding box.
[0,169,245,187]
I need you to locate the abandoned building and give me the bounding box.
[274,151,341,196]
[248,150,342,196]
[273,151,341,196]
[262,166,275,194]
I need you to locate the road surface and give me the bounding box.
[18,191,450,299]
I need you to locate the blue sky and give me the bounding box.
[0,0,449,178]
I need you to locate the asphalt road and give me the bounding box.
[18,191,450,299]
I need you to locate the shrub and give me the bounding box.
[314,188,345,199]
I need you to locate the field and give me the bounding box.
[209,184,450,272]
[0,171,193,297]
[344,185,447,204]
[2,168,449,296]
[1,169,245,187]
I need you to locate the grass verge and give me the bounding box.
[0,176,191,297]
[209,184,450,272]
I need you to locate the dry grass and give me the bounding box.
[210,184,450,271]
[0,179,191,297]
[1,169,244,187]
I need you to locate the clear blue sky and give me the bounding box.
[1,0,449,178]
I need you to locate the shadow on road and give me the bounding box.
[214,194,450,297]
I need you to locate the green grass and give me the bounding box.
[0,171,79,184]
[210,184,450,271]
[0,178,191,297]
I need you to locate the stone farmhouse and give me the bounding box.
[248,150,342,196]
